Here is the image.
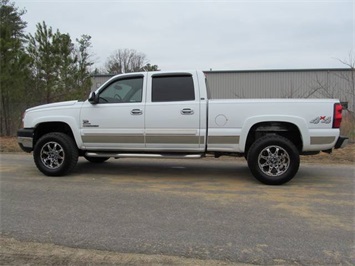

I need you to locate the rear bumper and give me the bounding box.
[17,128,34,153]
[334,136,349,149]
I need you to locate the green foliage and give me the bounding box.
[27,22,93,103]
[0,1,93,135]
[74,34,93,99]
[142,63,160,72]
[27,21,58,103]
[0,0,30,135]
[1,0,158,136]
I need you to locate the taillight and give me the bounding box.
[333,103,342,128]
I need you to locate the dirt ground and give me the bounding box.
[0,237,241,266]
[0,137,354,266]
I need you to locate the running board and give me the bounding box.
[85,152,203,159]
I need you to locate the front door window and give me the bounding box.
[99,77,143,103]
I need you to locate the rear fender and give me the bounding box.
[240,115,308,152]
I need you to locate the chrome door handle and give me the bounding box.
[181,108,194,115]
[131,109,143,115]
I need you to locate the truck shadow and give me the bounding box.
[73,158,257,184]
[71,158,345,187]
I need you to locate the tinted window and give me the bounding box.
[99,77,143,103]
[152,75,195,102]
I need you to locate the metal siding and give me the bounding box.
[90,76,114,92]
[205,70,353,111]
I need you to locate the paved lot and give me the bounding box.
[1,153,354,265]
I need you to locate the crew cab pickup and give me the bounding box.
[18,70,348,185]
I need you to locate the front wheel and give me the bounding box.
[34,132,78,176]
[247,135,300,185]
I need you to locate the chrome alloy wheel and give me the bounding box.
[258,145,290,177]
[40,141,65,169]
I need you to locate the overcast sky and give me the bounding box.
[16,0,354,71]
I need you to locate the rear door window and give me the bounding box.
[152,75,195,102]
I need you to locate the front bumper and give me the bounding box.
[334,136,349,149]
[17,128,34,153]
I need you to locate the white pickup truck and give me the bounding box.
[18,70,348,185]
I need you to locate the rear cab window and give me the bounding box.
[151,74,195,102]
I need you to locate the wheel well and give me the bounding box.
[245,122,302,154]
[34,122,75,145]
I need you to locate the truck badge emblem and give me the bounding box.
[310,116,331,124]
[82,120,99,127]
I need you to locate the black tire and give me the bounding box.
[247,135,300,185]
[84,156,110,163]
[33,132,78,176]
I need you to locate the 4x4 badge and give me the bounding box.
[310,116,331,124]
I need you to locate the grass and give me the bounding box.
[0,137,22,152]
[340,111,355,142]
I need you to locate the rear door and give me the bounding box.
[144,72,203,151]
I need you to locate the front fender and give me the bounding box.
[32,116,83,148]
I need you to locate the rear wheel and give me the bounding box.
[34,132,78,176]
[247,135,299,185]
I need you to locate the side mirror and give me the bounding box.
[88,92,98,104]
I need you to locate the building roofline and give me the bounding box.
[203,68,351,74]
[91,68,352,78]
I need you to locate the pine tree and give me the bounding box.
[74,34,93,100]
[27,23,94,103]
[0,0,29,135]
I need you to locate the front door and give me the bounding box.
[80,74,146,150]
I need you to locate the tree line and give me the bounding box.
[0,0,159,136]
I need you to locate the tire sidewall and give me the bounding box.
[34,133,78,176]
[247,135,300,185]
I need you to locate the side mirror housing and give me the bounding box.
[88,92,98,104]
